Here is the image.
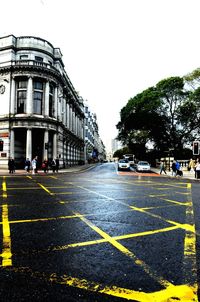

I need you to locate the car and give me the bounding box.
[117,159,130,171]
[136,161,151,172]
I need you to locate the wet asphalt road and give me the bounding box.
[0,162,199,302]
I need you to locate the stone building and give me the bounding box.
[0,35,85,168]
[84,101,106,163]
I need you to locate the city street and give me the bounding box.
[0,162,199,302]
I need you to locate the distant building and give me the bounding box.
[111,138,122,154]
[84,101,105,162]
[0,35,86,168]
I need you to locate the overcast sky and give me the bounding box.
[1,0,200,151]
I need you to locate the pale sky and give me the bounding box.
[1,0,200,152]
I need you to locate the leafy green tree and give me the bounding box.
[117,76,199,155]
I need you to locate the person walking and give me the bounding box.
[159,162,167,175]
[8,157,15,174]
[24,158,31,173]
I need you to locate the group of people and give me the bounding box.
[159,160,183,176]
[160,158,200,179]
[188,158,200,179]
[8,156,60,174]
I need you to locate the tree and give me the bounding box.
[117,76,199,155]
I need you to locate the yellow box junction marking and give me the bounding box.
[22,177,199,301]
[0,177,12,267]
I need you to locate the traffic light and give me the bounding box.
[193,141,199,155]
[0,140,3,151]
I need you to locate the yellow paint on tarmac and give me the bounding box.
[75,212,172,288]
[0,177,12,267]
[18,176,198,301]
[37,183,54,195]
[49,273,197,302]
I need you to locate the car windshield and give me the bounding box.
[138,161,149,165]
[119,159,128,163]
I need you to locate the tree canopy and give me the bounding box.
[117,76,200,156]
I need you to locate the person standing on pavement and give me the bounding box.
[51,159,56,173]
[195,160,200,179]
[8,157,15,174]
[31,157,37,174]
[55,157,59,173]
[159,162,167,174]
[171,160,177,176]
[42,159,48,173]
[188,158,195,173]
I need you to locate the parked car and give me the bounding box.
[136,161,151,172]
[117,159,130,171]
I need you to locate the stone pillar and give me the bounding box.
[27,77,33,114]
[43,130,49,160]
[45,81,49,116]
[26,129,32,160]
[53,133,57,159]
[10,78,16,114]
[10,129,15,158]
[54,86,58,118]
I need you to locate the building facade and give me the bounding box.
[0,35,85,168]
[84,101,105,162]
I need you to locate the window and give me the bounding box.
[35,56,43,62]
[20,55,28,60]
[33,80,43,114]
[16,80,27,113]
[49,84,54,117]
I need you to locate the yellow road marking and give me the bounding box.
[25,176,198,300]
[37,183,54,195]
[1,177,12,266]
[49,273,197,302]
[75,212,173,288]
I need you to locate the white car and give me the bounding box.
[117,159,130,171]
[136,161,151,172]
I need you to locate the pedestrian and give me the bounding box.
[188,158,195,173]
[159,162,167,174]
[195,160,200,179]
[42,159,48,173]
[51,159,56,173]
[31,157,37,174]
[175,161,182,177]
[24,158,31,173]
[55,157,59,173]
[8,157,15,174]
[171,160,177,176]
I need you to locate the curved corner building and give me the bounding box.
[0,35,85,168]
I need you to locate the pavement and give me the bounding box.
[150,167,199,181]
[0,163,96,176]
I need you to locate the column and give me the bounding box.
[53,133,57,159]
[43,130,49,160]
[10,129,15,158]
[26,129,32,160]
[10,78,16,114]
[54,86,58,118]
[27,77,33,114]
[45,81,49,116]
